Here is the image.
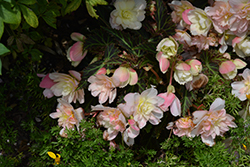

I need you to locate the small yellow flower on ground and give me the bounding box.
[48,151,61,165]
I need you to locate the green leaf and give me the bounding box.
[84,29,113,50]
[0,2,18,24]
[155,0,174,32]
[64,0,82,15]
[18,0,37,5]
[0,18,3,39]
[9,6,21,30]
[19,4,39,28]
[102,27,143,57]
[42,10,58,29]
[0,43,10,56]
[180,87,197,116]
[80,60,104,82]
[85,0,107,18]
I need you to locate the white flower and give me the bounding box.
[231,68,250,101]
[234,37,250,58]
[187,8,212,36]
[109,0,146,30]
[174,62,193,85]
[119,87,165,129]
[156,36,179,59]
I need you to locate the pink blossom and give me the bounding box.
[205,1,232,34]
[231,68,250,101]
[167,117,195,137]
[119,87,165,129]
[66,33,88,67]
[92,105,126,140]
[88,74,120,104]
[156,51,170,74]
[39,71,85,104]
[173,29,192,48]
[123,119,140,146]
[191,35,217,53]
[38,74,56,98]
[191,98,237,146]
[168,0,194,29]
[112,66,138,88]
[186,59,202,76]
[157,92,181,117]
[219,58,246,79]
[50,98,84,137]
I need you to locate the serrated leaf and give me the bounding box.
[64,0,82,15]
[19,0,37,5]
[181,88,197,116]
[0,2,18,24]
[20,4,39,28]
[0,18,3,39]
[103,44,120,61]
[0,43,10,56]
[155,0,172,31]
[102,27,143,57]
[85,29,113,50]
[80,60,104,82]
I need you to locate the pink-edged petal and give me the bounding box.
[233,59,246,69]
[232,37,243,47]
[50,111,62,119]
[182,9,192,25]
[39,74,56,88]
[43,89,54,98]
[70,41,85,61]
[192,110,208,124]
[71,32,85,41]
[219,61,236,74]
[170,96,181,117]
[201,135,215,147]
[123,130,134,146]
[209,98,225,112]
[69,70,81,81]
[96,68,107,75]
[159,57,170,74]
[128,68,138,85]
[176,62,191,71]
[158,92,175,111]
[113,67,130,82]
[242,68,250,80]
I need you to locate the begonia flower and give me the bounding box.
[173,29,192,48]
[231,68,250,101]
[234,37,250,58]
[123,119,140,146]
[113,66,138,88]
[92,105,126,140]
[168,0,194,29]
[50,98,84,137]
[38,73,56,98]
[186,59,202,76]
[109,0,146,30]
[167,116,195,137]
[119,87,165,129]
[66,33,88,67]
[39,71,85,104]
[191,98,237,146]
[205,1,232,34]
[186,8,212,36]
[219,58,246,79]
[156,37,178,73]
[158,92,181,117]
[191,34,217,53]
[88,74,120,104]
[174,62,193,85]
[218,30,238,53]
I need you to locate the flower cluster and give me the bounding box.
[168,98,237,146]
